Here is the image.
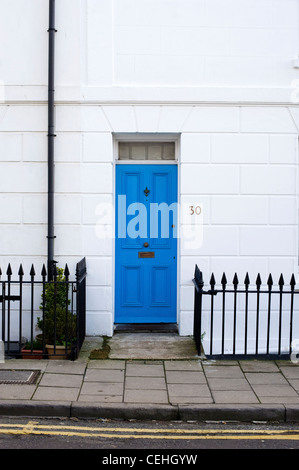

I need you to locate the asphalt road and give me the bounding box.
[0,417,299,451]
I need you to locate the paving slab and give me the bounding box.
[245,372,289,385]
[124,389,169,404]
[45,361,86,374]
[32,386,80,402]
[288,379,299,391]
[80,382,123,396]
[0,384,36,400]
[0,360,48,371]
[212,390,260,404]
[259,396,299,404]
[77,394,123,403]
[125,376,166,390]
[251,384,299,397]
[167,383,211,398]
[165,371,206,384]
[207,378,252,391]
[126,363,164,377]
[170,396,214,405]
[84,369,124,382]
[239,361,280,372]
[164,360,202,371]
[203,365,245,378]
[87,360,126,369]
[280,367,299,379]
[38,373,83,388]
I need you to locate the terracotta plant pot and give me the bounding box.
[21,348,44,360]
[46,344,70,360]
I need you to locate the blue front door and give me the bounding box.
[115,165,177,323]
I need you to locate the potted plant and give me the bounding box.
[21,338,43,360]
[37,267,76,359]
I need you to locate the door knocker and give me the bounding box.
[144,187,150,197]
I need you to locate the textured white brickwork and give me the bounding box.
[0,0,298,338]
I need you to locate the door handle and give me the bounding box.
[143,242,149,248]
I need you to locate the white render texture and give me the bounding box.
[0,0,299,339]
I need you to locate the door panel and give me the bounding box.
[115,164,177,323]
[121,265,144,307]
[150,266,171,307]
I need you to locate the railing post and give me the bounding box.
[18,265,24,352]
[193,265,204,355]
[41,264,47,354]
[6,264,12,354]
[30,264,35,351]
[1,274,5,346]
[74,257,86,360]
[289,274,296,355]
[64,264,70,358]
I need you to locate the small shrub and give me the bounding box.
[37,267,76,346]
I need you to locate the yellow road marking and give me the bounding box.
[0,422,299,440]
[0,429,299,440]
[0,422,299,434]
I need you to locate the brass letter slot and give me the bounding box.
[138,252,155,259]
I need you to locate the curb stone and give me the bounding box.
[178,404,286,422]
[285,405,299,422]
[0,401,71,418]
[70,403,179,421]
[1,401,299,422]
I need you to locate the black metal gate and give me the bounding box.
[193,265,299,360]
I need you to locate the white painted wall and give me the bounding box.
[0,0,299,342]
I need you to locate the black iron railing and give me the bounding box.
[1,258,86,360]
[193,265,299,360]
[75,257,87,356]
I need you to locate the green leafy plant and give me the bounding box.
[22,338,43,350]
[37,267,76,346]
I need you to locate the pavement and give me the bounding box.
[0,333,299,423]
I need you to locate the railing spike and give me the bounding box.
[244,272,250,287]
[41,264,47,277]
[278,273,284,288]
[30,264,35,277]
[221,272,227,287]
[18,264,24,277]
[194,265,204,288]
[6,263,12,277]
[233,273,239,287]
[64,264,70,277]
[290,273,296,289]
[210,273,216,289]
[267,273,273,287]
[256,273,262,287]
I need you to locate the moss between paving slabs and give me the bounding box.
[89,336,111,359]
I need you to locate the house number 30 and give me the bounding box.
[189,205,201,215]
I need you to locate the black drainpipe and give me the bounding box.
[47,0,56,280]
